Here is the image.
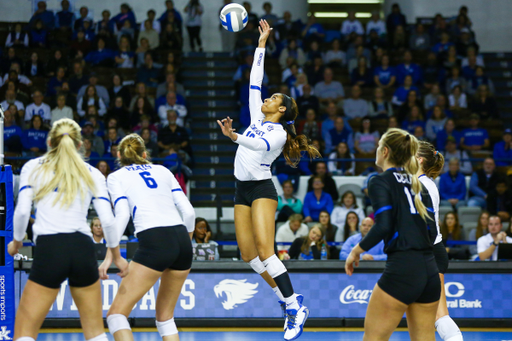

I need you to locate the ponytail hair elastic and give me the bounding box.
[286,120,295,125]
[62,133,69,136]
[435,150,439,156]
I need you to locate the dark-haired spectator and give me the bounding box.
[328,142,355,176]
[386,3,406,36]
[347,43,372,74]
[25,91,51,125]
[3,107,23,153]
[139,20,160,50]
[108,96,130,129]
[1,89,24,117]
[367,11,386,37]
[83,137,100,162]
[305,41,323,67]
[351,57,373,87]
[277,182,304,223]
[80,19,96,42]
[286,224,327,260]
[275,11,302,42]
[332,192,366,241]
[46,67,66,98]
[401,106,425,134]
[470,84,498,120]
[192,218,219,260]
[160,22,182,51]
[487,179,512,221]
[468,66,495,96]
[158,91,187,126]
[423,52,446,90]
[279,39,306,69]
[70,30,92,58]
[430,14,448,40]
[305,56,325,86]
[469,158,500,208]
[0,48,22,75]
[445,67,467,94]
[325,117,354,154]
[355,118,379,154]
[391,75,419,107]
[115,36,135,69]
[296,84,319,117]
[96,9,117,37]
[424,84,442,111]
[432,31,453,55]
[427,94,452,119]
[477,216,512,261]
[443,46,460,71]
[455,28,478,58]
[303,176,334,223]
[321,102,352,140]
[374,54,396,89]
[129,83,155,111]
[103,144,118,171]
[442,137,472,175]
[74,6,90,31]
[367,87,393,118]
[96,160,110,179]
[460,114,489,151]
[297,108,322,141]
[3,63,31,86]
[448,85,467,110]
[426,106,447,141]
[84,38,114,67]
[29,1,55,30]
[104,127,121,156]
[395,50,422,86]
[111,3,137,31]
[390,25,407,52]
[439,158,467,209]
[131,97,156,127]
[341,11,364,37]
[159,1,183,28]
[184,0,203,52]
[323,39,345,67]
[46,50,68,78]
[139,127,159,156]
[301,13,325,45]
[108,75,131,109]
[5,23,29,48]
[307,162,339,203]
[77,85,107,117]
[55,0,75,30]
[140,9,161,33]
[340,217,386,260]
[441,212,468,259]
[158,111,192,158]
[366,29,387,54]
[414,126,428,142]
[409,24,430,51]
[493,129,512,167]
[276,214,309,251]
[314,68,344,108]
[51,94,73,125]
[398,89,422,122]
[468,211,489,256]
[81,122,104,156]
[22,115,47,156]
[68,62,88,96]
[29,20,47,48]
[462,47,484,68]
[137,53,161,88]
[344,85,368,121]
[462,55,478,80]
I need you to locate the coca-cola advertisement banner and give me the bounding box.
[15,272,512,318]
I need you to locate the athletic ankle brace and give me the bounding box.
[156,318,178,337]
[107,314,131,334]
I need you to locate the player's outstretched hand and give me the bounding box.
[217,117,236,140]
[258,19,272,47]
[345,250,360,276]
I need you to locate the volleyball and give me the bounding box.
[220,3,248,32]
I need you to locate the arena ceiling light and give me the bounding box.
[313,12,373,18]
[308,0,382,4]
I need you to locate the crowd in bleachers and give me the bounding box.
[2,0,201,180]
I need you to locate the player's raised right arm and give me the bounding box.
[249,20,272,118]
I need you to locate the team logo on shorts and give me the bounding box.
[267,125,274,132]
[214,279,259,310]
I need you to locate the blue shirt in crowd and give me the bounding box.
[395,63,423,85]
[392,85,420,105]
[325,127,354,154]
[55,10,75,28]
[401,119,425,134]
[373,66,396,86]
[493,141,512,166]
[22,129,48,151]
[436,129,462,148]
[439,171,467,201]
[462,128,489,147]
[303,191,334,221]
[339,233,387,260]
[111,11,137,30]
[85,49,115,65]
[30,10,55,30]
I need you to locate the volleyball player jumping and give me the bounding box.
[103,134,195,341]
[417,141,463,341]
[345,129,440,341]
[8,119,127,341]
[217,20,320,340]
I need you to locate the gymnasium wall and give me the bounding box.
[0,0,309,52]
[384,0,512,52]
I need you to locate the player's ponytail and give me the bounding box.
[417,140,445,179]
[31,118,96,208]
[381,128,429,221]
[279,94,321,167]
[118,133,151,166]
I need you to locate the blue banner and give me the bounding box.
[16,271,512,319]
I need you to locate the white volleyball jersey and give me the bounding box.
[419,174,442,245]
[107,164,195,237]
[13,157,118,247]
[234,47,287,181]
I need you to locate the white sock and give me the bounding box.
[86,333,108,341]
[273,286,285,301]
[16,337,35,341]
[285,294,299,310]
[436,315,463,341]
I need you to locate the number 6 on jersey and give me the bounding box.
[140,172,158,189]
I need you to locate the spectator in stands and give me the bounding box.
[448,85,468,110]
[112,3,137,31]
[129,82,155,111]
[355,117,379,154]
[276,180,303,222]
[104,127,121,156]
[340,216,386,260]
[445,67,467,94]
[3,107,23,153]
[46,67,66,99]
[96,10,118,44]
[398,89,422,122]
[388,116,398,129]
[462,55,478,80]
[401,106,425,134]
[493,129,512,166]
[341,11,364,37]
[138,20,160,50]
[318,210,338,253]
[323,39,345,67]
[414,126,428,142]
[1,89,24,117]
[395,50,422,86]
[470,84,498,120]
[324,117,354,154]
[135,38,151,68]
[366,11,386,37]
[192,218,219,260]
[279,39,306,69]
[184,0,204,52]
[3,63,32,86]
[22,115,47,156]
[140,9,161,33]
[423,53,446,90]
[77,85,107,117]
[103,143,119,171]
[85,38,115,67]
[307,161,339,202]
[70,30,92,59]
[439,158,467,210]
[436,118,461,148]
[160,22,183,51]
[29,1,55,30]
[362,167,382,208]
[441,212,469,259]
[468,211,489,256]
[5,23,29,48]
[391,75,419,107]
[158,110,190,154]
[95,160,110,180]
[88,217,104,244]
[469,158,501,208]
[303,176,334,223]
[368,87,393,118]
[286,224,327,260]
[276,214,309,251]
[443,45,460,71]
[55,0,75,31]
[373,54,395,89]
[424,84,442,112]
[131,96,156,128]
[477,215,512,261]
[468,66,495,96]
[442,136,472,175]
[314,68,344,109]
[425,106,447,141]
[108,75,131,109]
[332,190,366,237]
[432,31,453,55]
[296,84,319,116]
[0,48,22,75]
[83,137,100,162]
[68,62,88,96]
[81,122,104,156]
[343,85,368,121]
[460,114,490,151]
[137,53,160,88]
[347,44,371,74]
[158,91,187,126]
[336,211,360,243]
[159,0,183,27]
[297,109,321,141]
[25,90,51,125]
[74,6,89,31]
[386,3,406,37]
[29,19,48,48]
[390,25,407,52]
[351,57,373,87]
[305,56,325,87]
[108,96,130,129]
[139,127,158,157]
[487,178,512,221]
[80,19,96,42]
[51,94,73,125]
[115,36,135,69]
[409,23,430,51]
[301,13,325,45]
[25,52,45,79]
[328,142,355,176]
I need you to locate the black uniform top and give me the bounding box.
[359,168,436,254]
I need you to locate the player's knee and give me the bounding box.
[240,252,254,263]
[106,314,131,335]
[156,318,178,337]
[255,245,274,261]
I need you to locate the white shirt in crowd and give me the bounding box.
[76,97,107,117]
[25,102,51,122]
[107,164,195,237]
[140,20,161,33]
[275,221,310,251]
[328,152,355,175]
[419,174,443,245]
[233,48,287,181]
[341,19,365,36]
[477,233,512,261]
[5,32,29,47]
[1,100,24,112]
[13,157,118,247]
[51,106,74,125]
[158,103,188,127]
[366,20,387,36]
[448,93,467,108]
[332,205,366,242]
[2,73,31,86]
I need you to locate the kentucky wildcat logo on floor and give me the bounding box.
[214,279,259,310]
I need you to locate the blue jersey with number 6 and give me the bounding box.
[107,164,195,236]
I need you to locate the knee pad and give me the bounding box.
[262,254,287,278]
[156,318,178,337]
[248,256,266,275]
[107,314,131,335]
[435,315,462,341]
[16,338,35,341]
[86,333,108,341]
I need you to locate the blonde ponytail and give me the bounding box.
[118,134,150,166]
[405,154,428,221]
[31,118,96,208]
